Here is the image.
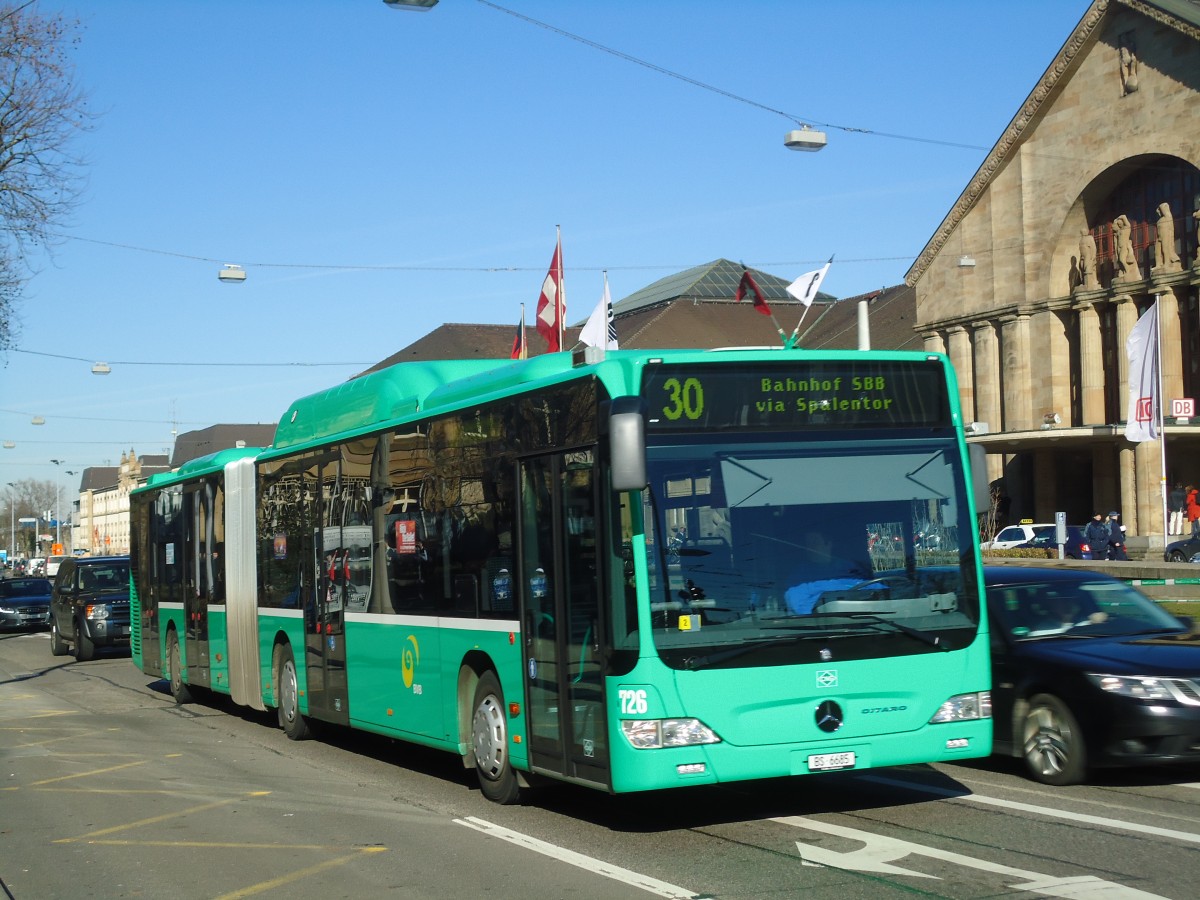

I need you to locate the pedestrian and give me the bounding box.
[1169,482,1188,535]
[1188,485,1200,537]
[1084,512,1110,560]
[1107,511,1128,560]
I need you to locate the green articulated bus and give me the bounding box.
[129,347,993,804]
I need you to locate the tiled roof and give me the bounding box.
[171,424,277,468]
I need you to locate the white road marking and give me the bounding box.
[862,774,1200,845]
[774,816,1168,898]
[455,816,697,899]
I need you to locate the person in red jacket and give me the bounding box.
[1187,485,1200,537]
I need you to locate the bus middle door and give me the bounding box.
[519,450,609,789]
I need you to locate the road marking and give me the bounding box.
[774,816,1168,898]
[28,760,146,786]
[213,848,387,900]
[862,774,1200,845]
[456,816,697,899]
[53,792,270,843]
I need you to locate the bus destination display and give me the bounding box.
[642,361,952,430]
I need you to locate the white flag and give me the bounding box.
[580,273,618,350]
[786,258,831,307]
[1125,301,1160,442]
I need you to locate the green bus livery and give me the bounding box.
[130,348,992,804]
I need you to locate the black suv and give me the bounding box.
[50,556,132,660]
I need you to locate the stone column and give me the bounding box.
[923,331,946,355]
[1119,444,1137,534]
[1157,285,1183,406]
[1092,443,1118,515]
[946,326,975,424]
[1076,302,1105,425]
[1032,309,1071,425]
[1115,294,1138,415]
[972,321,1001,433]
[1135,440,1165,542]
[1000,313,1033,432]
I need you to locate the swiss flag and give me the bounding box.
[536,237,564,352]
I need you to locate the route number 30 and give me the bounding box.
[661,377,704,421]
[619,688,649,715]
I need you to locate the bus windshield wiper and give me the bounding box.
[814,612,952,651]
[682,634,813,670]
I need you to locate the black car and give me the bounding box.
[0,577,53,631]
[1013,524,1093,560]
[49,556,132,660]
[1163,534,1200,562]
[985,565,1200,785]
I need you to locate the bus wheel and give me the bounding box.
[75,618,95,662]
[167,631,193,704]
[1022,693,1086,785]
[471,671,520,804]
[50,617,68,656]
[276,644,311,741]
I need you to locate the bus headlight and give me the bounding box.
[621,718,721,749]
[929,691,991,723]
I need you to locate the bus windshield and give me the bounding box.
[643,436,980,669]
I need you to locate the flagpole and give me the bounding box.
[556,224,564,353]
[1155,294,1168,544]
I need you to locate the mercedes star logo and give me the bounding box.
[815,700,844,733]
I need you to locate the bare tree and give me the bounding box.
[4,476,58,558]
[0,1,88,352]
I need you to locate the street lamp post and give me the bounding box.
[6,482,13,561]
[50,459,65,548]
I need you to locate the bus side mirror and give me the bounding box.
[608,397,647,492]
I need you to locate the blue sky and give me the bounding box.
[2,0,1090,491]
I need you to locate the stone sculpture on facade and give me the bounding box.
[1113,214,1141,282]
[1119,44,1139,94]
[1077,227,1098,290]
[1153,202,1181,273]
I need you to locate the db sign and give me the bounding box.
[1173,398,1195,419]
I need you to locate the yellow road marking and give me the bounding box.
[53,793,269,843]
[213,848,388,900]
[86,840,384,851]
[30,760,147,786]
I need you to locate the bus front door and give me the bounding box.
[519,451,609,789]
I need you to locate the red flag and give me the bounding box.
[735,269,771,316]
[510,315,527,360]
[536,236,564,352]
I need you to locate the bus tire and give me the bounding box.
[1022,693,1086,786]
[50,617,68,656]
[276,644,311,741]
[471,671,521,804]
[75,617,95,662]
[167,631,193,704]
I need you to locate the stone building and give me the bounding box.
[72,425,276,555]
[75,450,170,555]
[908,0,1199,547]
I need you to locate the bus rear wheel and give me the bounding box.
[275,644,311,741]
[471,671,521,804]
[168,631,193,704]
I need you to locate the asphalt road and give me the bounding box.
[2,630,1199,900]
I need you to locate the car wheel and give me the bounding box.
[50,617,68,657]
[1022,693,1087,785]
[167,631,193,704]
[471,671,521,804]
[1169,550,1188,562]
[275,644,310,741]
[75,617,95,662]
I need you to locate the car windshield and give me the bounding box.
[643,436,981,669]
[77,563,130,594]
[988,577,1186,639]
